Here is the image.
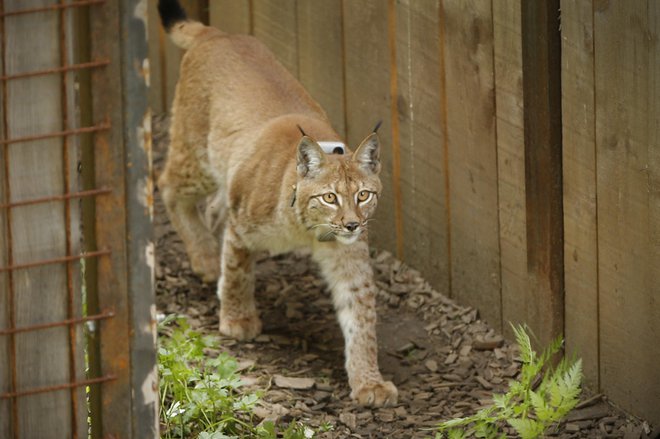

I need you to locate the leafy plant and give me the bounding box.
[436,324,583,439]
[158,316,257,438]
[158,315,322,439]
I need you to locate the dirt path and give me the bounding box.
[153,115,652,439]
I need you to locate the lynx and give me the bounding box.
[157,0,397,407]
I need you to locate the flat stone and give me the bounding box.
[425,359,439,373]
[273,375,315,390]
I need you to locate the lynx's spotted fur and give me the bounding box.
[157,0,397,407]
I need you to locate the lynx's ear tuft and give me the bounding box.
[297,136,325,177]
[352,133,381,174]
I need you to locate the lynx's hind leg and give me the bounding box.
[158,141,221,283]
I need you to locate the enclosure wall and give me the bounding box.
[148,0,660,425]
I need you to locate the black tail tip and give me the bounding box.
[158,0,187,31]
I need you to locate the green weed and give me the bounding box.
[158,315,321,439]
[436,325,583,439]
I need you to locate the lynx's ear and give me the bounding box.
[352,132,381,174]
[297,136,325,177]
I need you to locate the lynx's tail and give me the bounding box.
[157,0,208,50]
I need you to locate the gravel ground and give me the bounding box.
[153,115,655,438]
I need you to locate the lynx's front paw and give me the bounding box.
[219,314,262,341]
[351,380,398,407]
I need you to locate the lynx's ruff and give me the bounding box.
[157,0,397,407]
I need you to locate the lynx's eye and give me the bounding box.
[321,192,337,204]
[357,190,372,203]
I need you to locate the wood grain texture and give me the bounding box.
[395,0,448,292]
[342,0,398,254]
[442,0,501,329]
[594,0,660,424]
[493,0,527,339]
[0,14,8,435]
[89,0,133,436]
[147,0,165,113]
[4,4,71,436]
[297,0,346,137]
[560,0,599,387]
[521,0,564,348]
[64,7,88,434]
[252,0,298,77]
[209,0,252,34]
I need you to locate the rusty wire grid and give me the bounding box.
[0,1,121,438]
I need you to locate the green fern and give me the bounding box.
[436,324,583,439]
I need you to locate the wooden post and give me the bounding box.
[521,0,564,346]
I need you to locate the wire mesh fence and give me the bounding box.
[0,1,156,438]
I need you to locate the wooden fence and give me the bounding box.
[148,0,660,425]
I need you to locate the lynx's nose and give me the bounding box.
[345,222,359,232]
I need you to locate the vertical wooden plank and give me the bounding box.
[595,0,660,425]
[521,0,564,347]
[343,0,398,254]
[0,6,8,432]
[297,0,345,137]
[148,0,165,113]
[560,0,599,387]
[252,0,298,77]
[442,0,501,329]
[209,0,252,34]
[89,0,132,436]
[0,7,9,434]
[493,0,527,338]
[395,0,448,290]
[650,2,660,425]
[4,1,70,436]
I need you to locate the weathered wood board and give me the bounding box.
[209,0,252,34]
[594,0,660,425]
[252,0,298,77]
[296,0,346,137]
[560,0,599,387]
[441,0,502,329]
[147,0,166,114]
[521,1,564,348]
[395,0,448,291]
[493,0,527,339]
[3,4,71,437]
[0,23,8,436]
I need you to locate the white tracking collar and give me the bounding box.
[318,141,346,155]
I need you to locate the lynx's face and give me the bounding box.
[296,134,382,245]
